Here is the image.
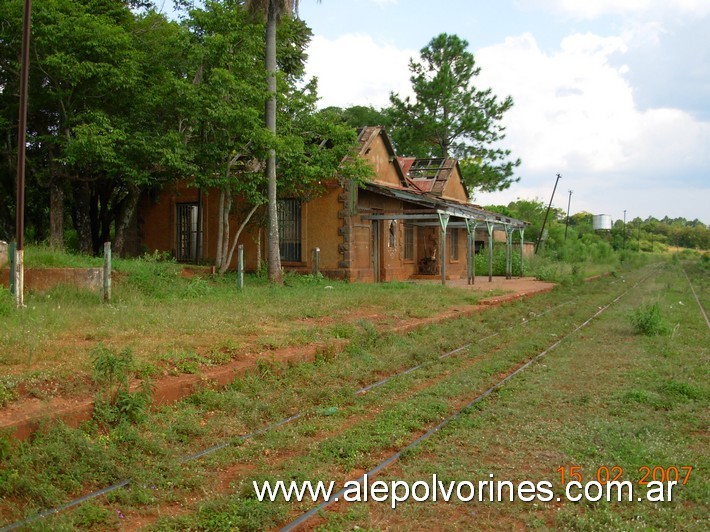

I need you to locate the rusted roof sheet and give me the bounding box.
[363,181,526,228]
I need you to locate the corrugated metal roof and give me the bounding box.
[363,181,526,228]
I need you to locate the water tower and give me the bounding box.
[592,214,612,231]
[593,214,612,241]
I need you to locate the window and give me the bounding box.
[450,228,459,260]
[388,220,397,248]
[278,199,302,262]
[176,203,201,262]
[404,224,414,260]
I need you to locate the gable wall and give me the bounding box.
[441,166,469,202]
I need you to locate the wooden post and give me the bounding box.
[237,244,244,289]
[311,247,320,277]
[103,242,111,303]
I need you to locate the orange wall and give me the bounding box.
[441,166,468,202]
[365,135,402,187]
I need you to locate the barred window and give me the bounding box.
[176,203,201,262]
[278,199,302,262]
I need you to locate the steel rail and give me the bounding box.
[0,300,574,531]
[279,280,642,531]
[681,266,710,331]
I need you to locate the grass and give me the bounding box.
[0,247,500,393]
[0,274,605,526]
[1,256,705,530]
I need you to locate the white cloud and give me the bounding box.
[303,24,710,220]
[475,31,710,178]
[473,31,710,219]
[305,34,415,109]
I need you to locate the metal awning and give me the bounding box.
[360,182,526,230]
[360,181,527,286]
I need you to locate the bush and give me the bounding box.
[473,244,523,276]
[629,303,671,336]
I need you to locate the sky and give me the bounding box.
[296,0,710,223]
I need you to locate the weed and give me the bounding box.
[629,303,671,336]
[0,376,18,407]
[182,276,212,298]
[71,502,114,528]
[160,350,208,375]
[661,380,703,401]
[90,345,151,426]
[92,344,134,387]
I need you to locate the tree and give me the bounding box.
[389,33,520,193]
[0,0,192,255]
[323,105,392,129]
[177,1,269,273]
[245,0,302,285]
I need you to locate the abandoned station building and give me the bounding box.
[138,127,528,283]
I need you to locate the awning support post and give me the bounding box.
[438,213,449,286]
[519,228,526,277]
[505,225,514,280]
[486,220,494,282]
[465,220,478,285]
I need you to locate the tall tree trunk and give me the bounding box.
[266,1,283,284]
[221,192,232,271]
[216,186,226,269]
[98,182,112,251]
[49,181,64,250]
[113,182,139,257]
[256,226,262,272]
[221,203,260,274]
[73,181,93,255]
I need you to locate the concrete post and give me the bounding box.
[14,247,24,307]
[238,244,244,289]
[311,247,320,277]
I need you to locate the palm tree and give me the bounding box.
[247,0,300,285]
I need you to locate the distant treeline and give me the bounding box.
[485,200,709,257]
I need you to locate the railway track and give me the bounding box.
[2,272,653,530]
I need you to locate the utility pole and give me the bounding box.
[638,219,641,252]
[623,210,627,250]
[14,0,32,308]
[535,173,561,254]
[564,190,573,241]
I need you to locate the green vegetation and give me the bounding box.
[0,0,368,259]
[0,260,706,530]
[487,199,709,258]
[629,303,672,336]
[0,246,498,392]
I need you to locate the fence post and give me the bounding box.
[311,247,320,277]
[103,242,111,303]
[237,244,244,289]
